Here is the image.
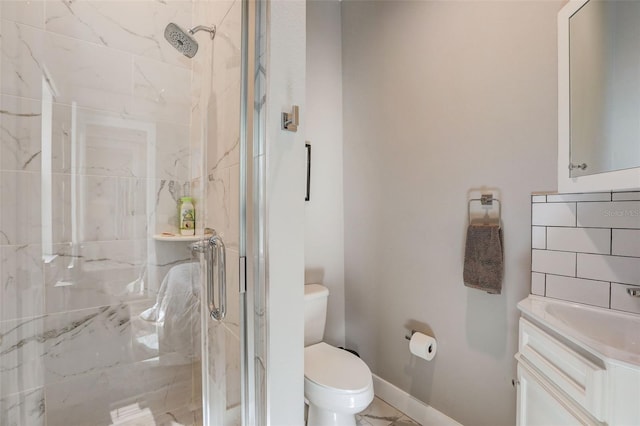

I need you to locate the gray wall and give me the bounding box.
[341,1,563,425]
[306,0,346,347]
[265,0,307,423]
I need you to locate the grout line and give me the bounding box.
[537,225,612,229]
[544,294,610,309]
[530,199,534,296]
[536,225,640,229]
[543,272,623,284]
[533,247,639,259]
[610,228,613,255]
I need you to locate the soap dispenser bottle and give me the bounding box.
[179,197,195,236]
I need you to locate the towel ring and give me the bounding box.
[468,194,501,225]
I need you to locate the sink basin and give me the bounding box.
[546,303,640,354]
[518,295,640,367]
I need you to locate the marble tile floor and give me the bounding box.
[356,397,421,426]
[95,395,414,426]
[108,404,202,426]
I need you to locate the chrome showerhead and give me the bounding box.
[164,23,199,58]
[164,23,216,58]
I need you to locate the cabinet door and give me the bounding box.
[518,318,606,421]
[517,363,601,426]
[557,0,640,192]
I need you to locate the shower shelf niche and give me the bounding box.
[152,233,203,242]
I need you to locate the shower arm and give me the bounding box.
[189,25,216,40]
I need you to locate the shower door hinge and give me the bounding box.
[239,256,247,293]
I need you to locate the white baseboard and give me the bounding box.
[372,374,462,426]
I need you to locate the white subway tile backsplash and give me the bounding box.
[611,283,640,315]
[532,203,576,227]
[531,226,546,249]
[577,253,640,286]
[531,191,640,311]
[612,229,640,257]
[546,227,610,254]
[612,192,640,201]
[577,201,640,229]
[547,193,611,202]
[532,250,576,276]
[531,272,545,296]
[545,275,610,308]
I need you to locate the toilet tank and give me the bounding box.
[304,284,329,347]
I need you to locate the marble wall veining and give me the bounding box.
[189,0,243,420]
[0,1,203,424]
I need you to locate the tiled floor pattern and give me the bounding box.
[356,397,421,426]
[110,404,202,426]
[109,395,416,425]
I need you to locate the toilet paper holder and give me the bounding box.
[404,330,417,341]
[404,330,437,361]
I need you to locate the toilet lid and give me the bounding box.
[304,342,372,393]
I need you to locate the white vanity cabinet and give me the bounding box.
[517,361,600,426]
[516,312,640,426]
[516,318,605,426]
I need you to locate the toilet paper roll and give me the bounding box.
[409,332,437,361]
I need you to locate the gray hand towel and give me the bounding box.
[463,224,504,294]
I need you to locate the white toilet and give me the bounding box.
[304,284,374,426]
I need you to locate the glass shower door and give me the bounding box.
[0,0,253,424]
[189,0,250,424]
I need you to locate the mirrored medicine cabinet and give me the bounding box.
[558,0,640,192]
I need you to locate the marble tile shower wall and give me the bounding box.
[531,191,640,315]
[189,0,243,413]
[0,1,201,425]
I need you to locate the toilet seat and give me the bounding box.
[304,342,374,415]
[305,342,372,394]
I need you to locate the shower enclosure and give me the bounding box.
[0,0,265,424]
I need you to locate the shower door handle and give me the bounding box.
[210,235,226,320]
[191,233,227,321]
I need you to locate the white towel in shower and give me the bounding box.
[140,262,201,363]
